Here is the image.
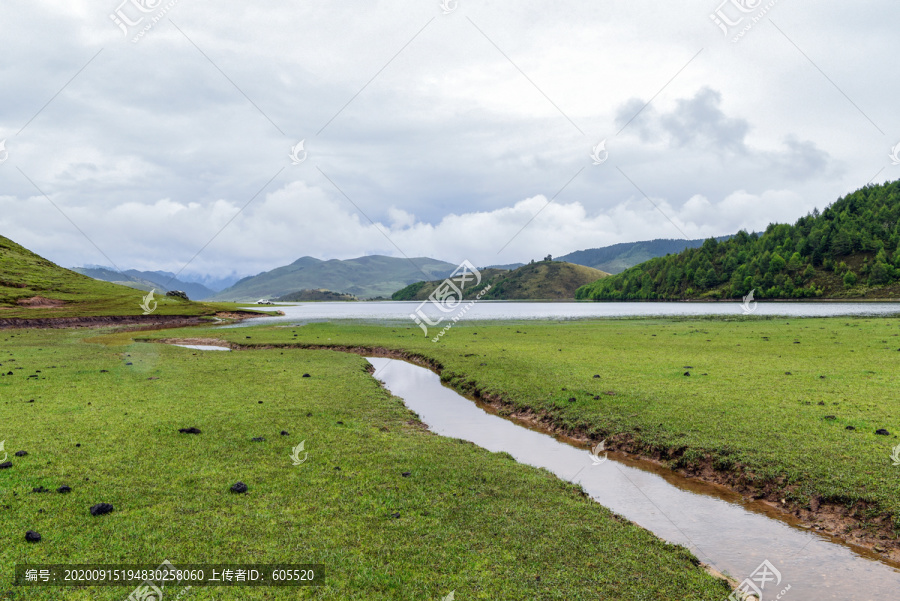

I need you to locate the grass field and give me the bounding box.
[0,328,730,600]
[137,315,900,545]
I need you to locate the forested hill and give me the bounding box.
[576,181,900,301]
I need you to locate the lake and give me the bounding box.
[232,300,900,327]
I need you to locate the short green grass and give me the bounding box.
[0,328,729,600]
[154,316,900,538]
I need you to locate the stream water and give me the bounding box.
[366,357,900,600]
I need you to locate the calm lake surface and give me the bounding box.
[368,357,900,600]
[233,300,900,327]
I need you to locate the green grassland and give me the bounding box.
[143,316,900,542]
[0,235,260,320]
[0,328,729,600]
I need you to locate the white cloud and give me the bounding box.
[0,0,897,278]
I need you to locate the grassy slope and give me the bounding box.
[0,329,727,600]
[393,262,609,301]
[0,235,246,320]
[173,317,900,540]
[210,256,458,302]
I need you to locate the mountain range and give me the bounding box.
[393,261,609,301]
[558,237,731,274]
[209,255,460,301]
[72,267,217,300]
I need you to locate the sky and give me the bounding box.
[0,0,898,282]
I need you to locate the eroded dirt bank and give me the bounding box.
[0,311,263,330]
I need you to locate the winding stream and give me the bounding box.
[366,357,900,600]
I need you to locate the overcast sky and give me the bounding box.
[1,0,898,281]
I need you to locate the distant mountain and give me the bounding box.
[210,255,460,301]
[72,267,216,300]
[558,237,731,274]
[577,181,900,301]
[392,261,610,301]
[274,289,358,302]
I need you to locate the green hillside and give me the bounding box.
[393,261,610,301]
[210,255,459,301]
[0,235,228,319]
[559,237,730,274]
[577,181,900,301]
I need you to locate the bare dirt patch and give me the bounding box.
[16,296,66,307]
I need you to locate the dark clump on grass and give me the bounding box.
[15,451,27,457]
[57,486,71,494]
[178,427,201,435]
[251,437,265,442]
[302,373,311,378]
[230,482,248,494]
[90,503,114,516]
[593,395,600,400]
[593,375,600,378]
[683,371,691,376]
[568,397,577,403]
[390,512,401,519]
[402,472,411,477]
[0,462,12,469]
[25,531,41,543]
[280,430,289,436]
[875,429,891,436]
[846,426,856,431]
[32,486,50,493]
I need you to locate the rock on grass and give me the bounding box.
[230,482,248,494]
[89,503,114,516]
[25,531,41,543]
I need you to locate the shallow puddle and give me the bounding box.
[172,344,231,351]
[367,357,900,600]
